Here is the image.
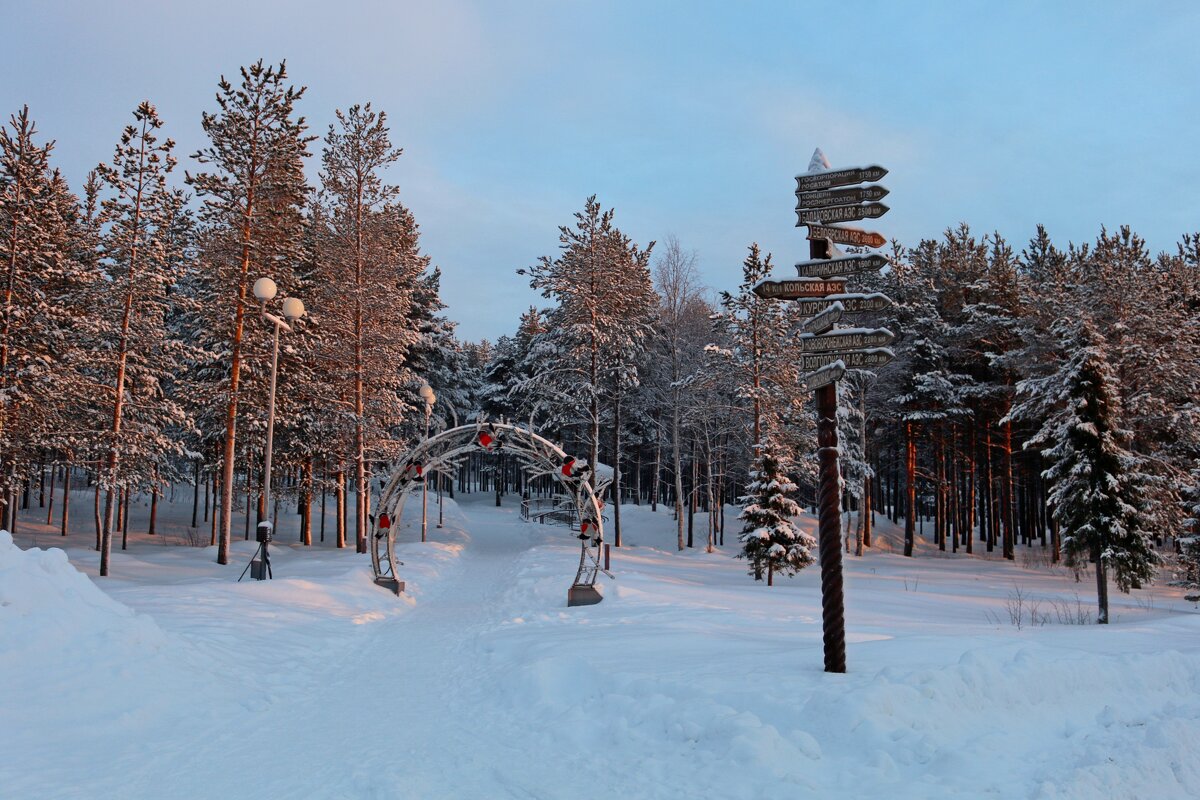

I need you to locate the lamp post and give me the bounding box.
[252,277,304,576]
[419,382,436,542]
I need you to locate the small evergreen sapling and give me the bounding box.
[737,442,816,585]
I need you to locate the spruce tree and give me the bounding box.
[1031,318,1157,623]
[737,441,815,585]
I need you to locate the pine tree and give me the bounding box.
[186,61,312,565]
[94,101,192,575]
[518,195,655,500]
[0,108,94,529]
[737,440,815,584]
[317,103,427,552]
[1030,318,1158,623]
[711,244,791,448]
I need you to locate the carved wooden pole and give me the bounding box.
[809,235,847,673]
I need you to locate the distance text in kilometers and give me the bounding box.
[800,348,895,372]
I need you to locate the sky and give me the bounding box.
[4,0,1200,342]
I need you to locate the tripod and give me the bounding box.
[238,524,273,581]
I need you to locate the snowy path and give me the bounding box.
[4,497,1200,799]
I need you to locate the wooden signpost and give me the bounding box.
[796,253,889,279]
[803,223,887,248]
[789,292,893,316]
[795,184,888,209]
[796,202,889,225]
[799,327,895,353]
[774,148,898,674]
[801,302,844,335]
[752,278,847,300]
[800,360,845,390]
[800,347,895,372]
[795,164,887,192]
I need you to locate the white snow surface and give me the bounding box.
[3,494,1200,799]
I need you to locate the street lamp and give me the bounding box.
[250,277,304,579]
[419,382,435,542]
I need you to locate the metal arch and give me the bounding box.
[371,421,608,604]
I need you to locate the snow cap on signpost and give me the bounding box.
[809,147,831,172]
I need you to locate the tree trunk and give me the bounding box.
[301,456,313,546]
[611,389,622,547]
[904,423,916,557]
[45,462,55,524]
[687,440,697,548]
[983,426,995,552]
[651,428,660,513]
[336,467,347,549]
[1094,544,1109,624]
[60,459,71,536]
[965,427,975,555]
[1001,418,1015,560]
[148,463,159,535]
[94,481,102,549]
[673,401,685,551]
[191,460,200,528]
[120,486,130,550]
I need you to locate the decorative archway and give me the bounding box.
[371,421,608,606]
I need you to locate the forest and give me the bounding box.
[3,60,1198,618]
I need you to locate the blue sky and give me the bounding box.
[4,1,1199,341]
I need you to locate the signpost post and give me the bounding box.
[780,148,898,674]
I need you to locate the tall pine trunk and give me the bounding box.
[904,423,916,557]
[611,389,622,547]
[60,458,71,536]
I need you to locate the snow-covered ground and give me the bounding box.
[3,489,1199,799]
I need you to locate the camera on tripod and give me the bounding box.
[239,521,274,582]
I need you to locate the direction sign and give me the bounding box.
[799,327,895,353]
[801,361,845,391]
[801,302,843,335]
[797,202,890,225]
[752,278,847,300]
[795,165,888,192]
[805,224,887,248]
[800,347,895,372]
[795,184,889,210]
[795,253,889,279]
[790,292,894,316]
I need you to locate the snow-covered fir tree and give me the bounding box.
[737,440,815,585]
[518,195,656,510]
[1027,318,1158,623]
